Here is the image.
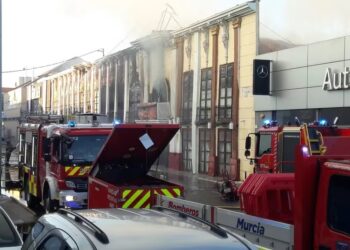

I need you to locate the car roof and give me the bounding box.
[44,208,255,250]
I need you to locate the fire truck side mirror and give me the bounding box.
[245,136,251,150]
[245,136,251,158]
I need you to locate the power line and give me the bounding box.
[2,48,104,74]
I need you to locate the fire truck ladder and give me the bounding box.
[305,125,326,155]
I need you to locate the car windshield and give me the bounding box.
[62,135,108,164]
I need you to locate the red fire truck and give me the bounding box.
[88,123,184,209]
[157,122,350,249]
[244,118,336,173]
[18,115,113,212]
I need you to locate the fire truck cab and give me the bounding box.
[245,121,300,173]
[18,116,113,212]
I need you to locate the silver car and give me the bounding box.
[22,207,256,250]
[0,207,22,250]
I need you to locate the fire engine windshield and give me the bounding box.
[61,135,108,164]
[257,134,272,156]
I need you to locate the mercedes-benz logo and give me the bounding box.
[256,65,269,78]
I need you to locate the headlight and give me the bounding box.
[65,181,76,189]
[65,195,76,202]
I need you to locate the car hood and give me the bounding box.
[75,208,253,250]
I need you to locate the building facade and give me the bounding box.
[255,35,350,127]
[172,2,257,180]
[5,2,259,180]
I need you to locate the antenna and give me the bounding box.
[333,116,339,126]
[156,3,182,30]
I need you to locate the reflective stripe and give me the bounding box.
[123,190,131,198]
[68,167,80,176]
[78,166,91,176]
[65,166,91,176]
[161,188,173,198]
[173,188,181,196]
[134,191,150,208]
[122,190,143,208]
[155,188,181,197]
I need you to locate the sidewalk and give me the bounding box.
[149,167,240,208]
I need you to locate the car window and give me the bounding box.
[32,222,45,239]
[0,208,21,247]
[38,235,71,250]
[22,222,45,249]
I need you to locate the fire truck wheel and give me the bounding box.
[44,190,58,213]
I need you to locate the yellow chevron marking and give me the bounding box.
[122,190,131,198]
[161,189,173,198]
[68,167,80,176]
[134,191,150,208]
[79,166,91,176]
[122,190,143,208]
[65,167,72,173]
[173,188,181,196]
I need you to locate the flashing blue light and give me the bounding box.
[263,120,271,125]
[319,119,327,126]
[67,120,76,127]
[113,119,121,126]
[64,201,82,209]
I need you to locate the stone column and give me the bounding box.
[208,26,219,176]
[230,18,242,180]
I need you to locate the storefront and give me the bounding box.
[254,36,350,127]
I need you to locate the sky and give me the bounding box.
[3,0,350,87]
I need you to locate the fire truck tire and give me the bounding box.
[44,190,58,213]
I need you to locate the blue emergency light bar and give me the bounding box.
[67,120,77,127]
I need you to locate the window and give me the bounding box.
[328,174,350,235]
[182,71,193,124]
[0,209,21,247]
[181,127,192,171]
[22,222,44,249]
[218,129,232,175]
[218,64,233,122]
[198,68,212,123]
[198,128,210,174]
[38,235,71,250]
[61,135,108,164]
[278,132,299,173]
[319,107,350,125]
[257,134,272,156]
